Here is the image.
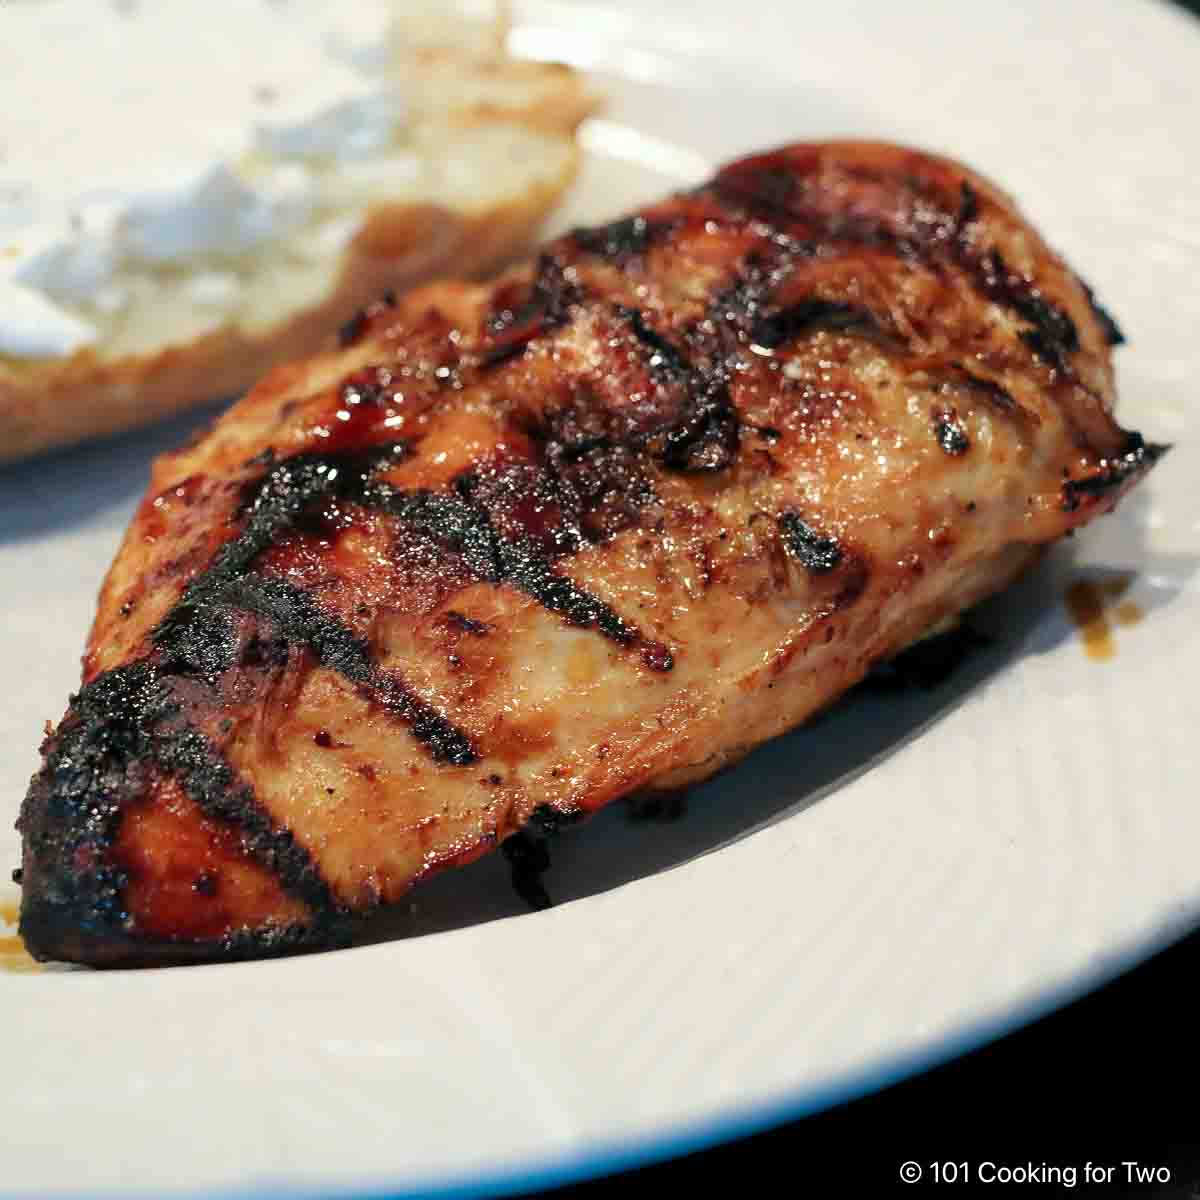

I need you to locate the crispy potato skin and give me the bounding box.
[18,142,1160,965]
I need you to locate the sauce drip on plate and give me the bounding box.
[0,900,40,974]
[1064,576,1144,661]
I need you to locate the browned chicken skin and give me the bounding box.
[18,142,1162,965]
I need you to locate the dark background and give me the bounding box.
[519,2,1200,1195]
[535,928,1200,1196]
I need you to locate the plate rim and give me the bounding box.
[4,1,1200,1196]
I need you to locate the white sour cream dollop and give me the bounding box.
[0,0,406,358]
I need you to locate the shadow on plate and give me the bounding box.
[0,403,227,545]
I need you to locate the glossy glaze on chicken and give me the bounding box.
[18,142,1163,965]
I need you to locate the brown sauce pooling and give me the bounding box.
[0,900,40,973]
[0,956,41,975]
[1114,601,1144,627]
[1065,581,1115,660]
[1064,575,1143,661]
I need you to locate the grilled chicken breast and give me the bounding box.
[18,142,1162,966]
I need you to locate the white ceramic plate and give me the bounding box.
[3,1,1199,1195]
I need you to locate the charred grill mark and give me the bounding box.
[613,305,740,474]
[748,424,782,443]
[706,159,1085,373]
[956,181,979,228]
[152,707,341,910]
[191,920,353,963]
[660,371,740,473]
[362,479,672,666]
[707,164,798,224]
[531,245,834,489]
[704,255,887,429]
[229,446,409,575]
[640,641,675,671]
[143,441,476,770]
[217,573,479,765]
[337,309,368,348]
[554,433,614,462]
[831,556,871,611]
[619,305,691,376]
[155,605,241,684]
[707,160,957,259]
[1077,275,1126,347]
[935,412,970,455]
[481,328,539,370]
[443,611,492,636]
[529,406,657,543]
[706,258,785,344]
[239,631,290,670]
[927,364,1034,433]
[156,446,409,679]
[777,510,844,572]
[1062,435,1169,512]
[337,290,398,348]
[18,666,156,948]
[496,541,639,645]
[750,299,878,350]
[954,369,1019,415]
[976,251,1079,368]
[569,215,672,264]
[193,871,218,896]
[16,660,348,960]
[481,254,578,367]
[364,484,504,579]
[458,458,586,558]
